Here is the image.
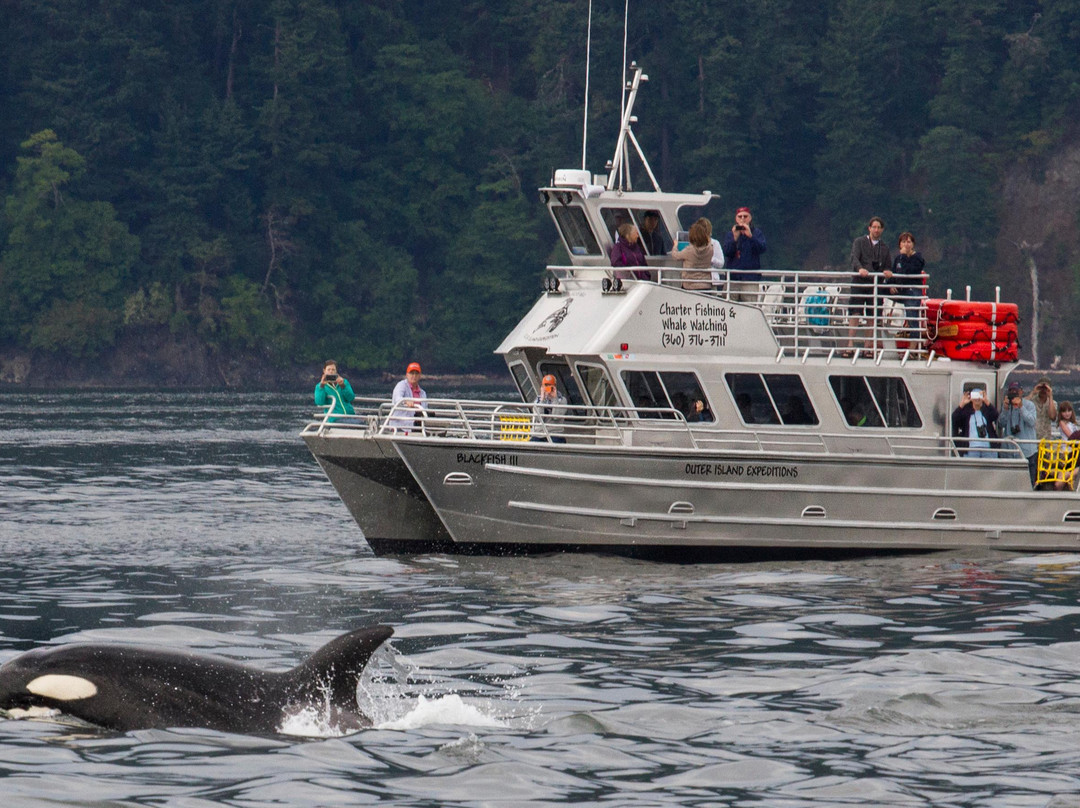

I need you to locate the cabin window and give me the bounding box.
[866,377,922,427]
[576,364,620,408]
[551,205,601,256]
[600,207,634,242]
[725,373,819,426]
[509,362,535,403]
[632,210,671,255]
[620,370,710,422]
[538,362,585,406]
[828,376,921,428]
[600,207,672,256]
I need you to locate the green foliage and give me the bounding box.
[2,1,1080,373]
[0,130,138,353]
[29,300,119,357]
[123,282,173,327]
[219,275,291,352]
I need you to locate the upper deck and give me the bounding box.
[516,265,935,363]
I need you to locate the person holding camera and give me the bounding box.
[1028,375,1058,440]
[951,388,999,458]
[846,216,892,349]
[997,381,1038,485]
[314,360,355,422]
[720,206,766,303]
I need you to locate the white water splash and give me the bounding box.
[377,693,506,730]
[278,705,352,738]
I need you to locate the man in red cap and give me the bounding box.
[720,206,766,303]
[389,361,427,433]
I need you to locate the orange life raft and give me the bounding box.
[924,299,1021,362]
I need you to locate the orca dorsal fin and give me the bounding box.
[286,625,394,715]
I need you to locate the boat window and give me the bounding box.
[599,207,634,243]
[765,374,819,425]
[538,362,585,406]
[509,362,535,403]
[631,209,671,255]
[829,376,913,428]
[577,364,620,408]
[866,377,922,428]
[551,205,601,256]
[725,373,781,425]
[621,370,670,417]
[660,371,710,422]
[620,370,710,421]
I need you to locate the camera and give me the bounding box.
[325,373,338,382]
[1011,425,1021,435]
[976,425,987,439]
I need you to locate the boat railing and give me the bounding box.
[307,397,397,437]
[548,265,929,358]
[306,397,1030,463]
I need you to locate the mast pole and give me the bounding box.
[581,0,593,171]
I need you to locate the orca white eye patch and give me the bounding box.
[26,674,98,701]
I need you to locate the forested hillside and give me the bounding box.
[1,0,1078,384]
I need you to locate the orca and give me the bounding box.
[0,625,393,734]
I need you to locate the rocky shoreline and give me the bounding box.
[0,340,515,392]
[1,340,1076,394]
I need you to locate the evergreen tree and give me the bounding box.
[0,130,139,356]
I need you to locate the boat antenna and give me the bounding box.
[581,0,594,171]
[606,64,661,192]
[618,0,629,188]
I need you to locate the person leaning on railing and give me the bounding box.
[314,359,355,423]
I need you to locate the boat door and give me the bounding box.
[951,374,999,409]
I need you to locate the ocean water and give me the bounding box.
[2,391,1080,806]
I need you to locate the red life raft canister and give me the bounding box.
[924,299,1021,362]
[925,299,1019,328]
[929,338,1020,362]
[927,320,1019,343]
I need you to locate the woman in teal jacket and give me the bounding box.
[314,360,355,421]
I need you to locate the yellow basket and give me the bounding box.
[1036,439,1080,488]
[498,415,532,442]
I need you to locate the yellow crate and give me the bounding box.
[498,415,532,442]
[1036,439,1080,488]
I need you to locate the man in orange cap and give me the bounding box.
[389,361,427,433]
[532,374,568,443]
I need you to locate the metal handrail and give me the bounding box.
[547,266,930,358]
[305,396,1034,463]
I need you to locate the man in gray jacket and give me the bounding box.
[997,381,1039,486]
[847,216,892,349]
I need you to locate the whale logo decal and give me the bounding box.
[531,297,573,336]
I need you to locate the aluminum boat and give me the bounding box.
[302,66,1079,557]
